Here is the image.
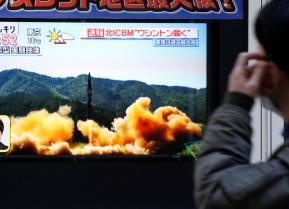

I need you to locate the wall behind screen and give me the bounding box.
[208,14,248,115]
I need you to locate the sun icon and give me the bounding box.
[47,28,64,44]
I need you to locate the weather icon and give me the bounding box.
[47,28,75,44]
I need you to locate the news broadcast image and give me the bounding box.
[0,22,207,156]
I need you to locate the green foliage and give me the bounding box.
[192,89,206,123]
[0,69,206,123]
[180,141,203,159]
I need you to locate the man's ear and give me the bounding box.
[259,62,280,96]
[269,63,281,86]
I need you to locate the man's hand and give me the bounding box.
[228,52,274,97]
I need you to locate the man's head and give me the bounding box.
[255,0,289,71]
[255,0,289,119]
[0,119,3,140]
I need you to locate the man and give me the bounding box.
[194,1,289,209]
[0,119,8,150]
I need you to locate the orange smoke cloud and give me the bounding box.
[9,97,202,155]
[77,97,201,154]
[11,105,74,155]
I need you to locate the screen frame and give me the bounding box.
[0,18,212,159]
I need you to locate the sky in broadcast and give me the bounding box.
[1,22,207,88]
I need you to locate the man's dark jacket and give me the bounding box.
[194,92,289,209]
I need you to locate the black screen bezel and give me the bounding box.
[0,18,214,160]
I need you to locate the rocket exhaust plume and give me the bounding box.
[10,105,74,155]
[9,98,202,155]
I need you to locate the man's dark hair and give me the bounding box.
[0,120,3,133]
[255,0,289,71]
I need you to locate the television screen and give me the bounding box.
[0,22,207,156]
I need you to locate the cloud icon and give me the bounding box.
[61,32,75,41]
